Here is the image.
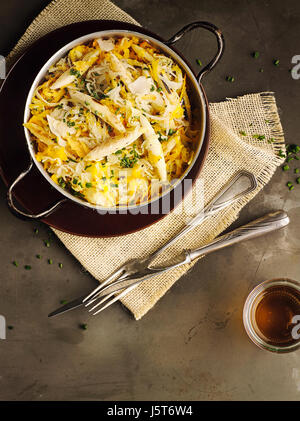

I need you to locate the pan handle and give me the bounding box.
[165,21,224,82]
[7,160,67,220]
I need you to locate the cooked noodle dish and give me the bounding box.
[24,36,200,207]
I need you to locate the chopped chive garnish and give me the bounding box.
[36,254,41,259]
[253,134,265,140]
[58,263,63,269]
[286,156,294,162]
[288,144,300,154]
[226,76,235,82]
[287,181,293,187]
[12,261,18,267]
[282,165,290,171]
[273,59,280,66]
[297,177,300,184]
[150,85,155,91]
[278,150,286,158]
[267,138,275,144]
[48,259,53,265]
[34,228,39,235]
[196,59,202,66]
[85,182,93,188]
[252,51,259,59]
[289,185,294,191]
[44,241,50,247]
[239,131,247,136]
[259,68,264,72]
[60,300,67,305]
[295,168,299,174]
[24,265,31,270]
[157,87,162,92]
[79,323,88,330]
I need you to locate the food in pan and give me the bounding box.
[24,36,200,207]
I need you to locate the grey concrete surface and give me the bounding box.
[0,0,300,401]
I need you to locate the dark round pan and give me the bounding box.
[0,20,224,237]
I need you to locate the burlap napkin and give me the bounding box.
[6,0,286,319]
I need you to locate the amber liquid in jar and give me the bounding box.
[254,285,300,347]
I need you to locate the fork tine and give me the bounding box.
[87,291,115,312]
[92,284,137,315]
[82,267,125,303]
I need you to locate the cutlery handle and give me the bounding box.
[188,210,289,261]
[150,171,257,260]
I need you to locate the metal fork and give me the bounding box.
[84,209,289,315]
[82,170,258,313]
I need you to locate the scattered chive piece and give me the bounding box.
[282,165,290,171]
[267,138,275,144]
[58,263,63,269]
[196,59,202,66]
[278,150,286,158]
[286,156,294,162]
[44,241,50,247]
[259,68,264,72]
[48,259,53,265]
[297,177,300,184]
[226,76,235,82]
[239,130,247,136]
[79,323,88,330]
[252,51,259,59]
[24,265,32,270]
[60,300,67,305]
[34,228,39,235]
[7,326,13,330]
[252,134,265,140]
[287,182,293,187]
[273,59,280,66]
[157,87,162,92]
[295,169,299,174]
[288,144,300,154]
[85,182,92,188]
[36,254,41,259]
[12,261,18,267]
[289,185,294,191]
[295,156,300,160]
